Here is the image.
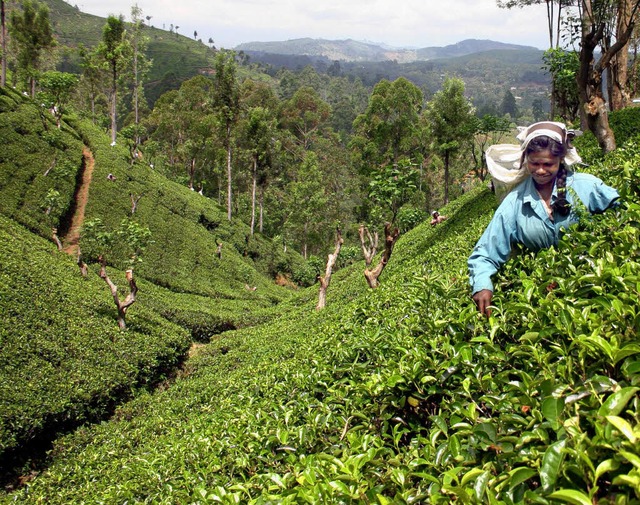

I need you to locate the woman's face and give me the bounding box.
[526,149,561,187]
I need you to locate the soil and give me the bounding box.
[63,146,94,256]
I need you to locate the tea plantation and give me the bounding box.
[2,83,640,503]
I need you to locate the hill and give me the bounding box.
[0,85,306,481]
[235,37,538,63]
[2,127,640,501]
[35,0,220,104]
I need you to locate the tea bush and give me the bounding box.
[4,146,638,503]
[0,215,190,472]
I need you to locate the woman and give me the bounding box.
[468,121,619,316]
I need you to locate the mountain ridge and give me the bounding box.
[234,37,540,63]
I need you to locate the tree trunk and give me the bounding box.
[110,62,118,144]
[444,150,450,204]
[250,155,257,235]
[259,186,264,233]
[316,228,343,310]
[610,0,633,110]
[98,256,138,330]
[51,228,63,251]
[364,223,399,289]
[188,158,196,190]
[226,125,232,221]
[1,0,6,87]
[358,224,378,267]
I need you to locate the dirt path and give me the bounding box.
[63,146,95,256]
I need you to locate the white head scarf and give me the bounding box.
[486,121,582,200]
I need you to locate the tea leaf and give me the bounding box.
[540,440,567,491]
[598,387,639,417]
[548,489,592,505]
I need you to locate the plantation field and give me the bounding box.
[3,138,640,502]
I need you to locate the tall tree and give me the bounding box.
[577,0,640,152]
[97,15,131,145]
[542,47,581,122]
[212,50,240,221]
[424,77,476,204]
[351,77,424,174]
[500,88,519,118]
[241,105,278,235]
[279,86,331,152]
[239,80,281,233]
[283,151,328,259]
[128,4,152,150]
[8,0,55,97]
[145,75,216,190]
[78,44,107,124]
[608,0,636,109]
[1,0,6,87]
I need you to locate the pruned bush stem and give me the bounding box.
[317,228,343,310]
[364,222,399,289]
[98,255,138,330]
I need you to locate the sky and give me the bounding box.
[72,0,553,51]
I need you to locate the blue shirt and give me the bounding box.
[468,172,619,294]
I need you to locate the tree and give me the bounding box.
[498,0,572,49]
[498,0,573,118]
[1,0,7,86]
[145,75,216,190]
[128,5,152,151]
[362,222,400,289]
[97,15,131,145]
[241,105,278,235]
[368,160,420,225]
[78,45,107,125]
[38,70,78,128]
[80,218,151,330]
[279,86,331,151]
[283,151,328,259]
[351,77,424,174]
[576,0,640,153]
[424,77,476,204]
[542,47,581,122]
[316,228,343,310]
[212,50,240,221]
[608,0,636,109]
[8,0,55,97]
[500,88,519,118]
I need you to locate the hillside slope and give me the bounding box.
[0,86,301,479]
[3,137,639,502]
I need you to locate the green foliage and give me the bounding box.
[0,98,82,237]
[0,214,190,464]
[368,160,420,224]
[4,143,639,504]
[609,107,640,147]
[543,48,580,123]
[396,205,427,233]
[9,0,56,94]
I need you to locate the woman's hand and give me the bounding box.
[472,289,493,317]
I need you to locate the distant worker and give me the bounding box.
[430,210,447,226]
[468,121,619,317]
[107,173,116,181]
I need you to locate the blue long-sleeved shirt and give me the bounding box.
[468,172,619,294]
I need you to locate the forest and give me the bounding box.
[2,0,640,503]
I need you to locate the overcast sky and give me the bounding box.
[73,0,552,50]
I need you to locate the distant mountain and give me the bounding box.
[234,38,538,63]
